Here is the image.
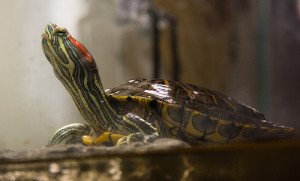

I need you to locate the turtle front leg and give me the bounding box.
[83,113,160,146]
[49,124,128,146]
[48,123,92,145]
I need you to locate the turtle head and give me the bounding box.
[41,23,97,79]
[41,23,105,92]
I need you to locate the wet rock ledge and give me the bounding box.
[0,139,299,181]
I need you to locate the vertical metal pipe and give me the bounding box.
[150,10,160,78]
[168,16,180,81]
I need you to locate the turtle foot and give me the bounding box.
[82,132,127,146]
[116,133,159,146]
[48,123,92,146]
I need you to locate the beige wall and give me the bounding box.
[0,0,109,150]
[0,0,86,150]
[0,0,151,150]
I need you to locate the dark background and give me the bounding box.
[152,0,300,134]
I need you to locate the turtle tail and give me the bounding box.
[241,120,295,141]
[256,122,295,140]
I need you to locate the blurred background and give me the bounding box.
[0,0,299,151]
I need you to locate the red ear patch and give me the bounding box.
[68,35,93,63]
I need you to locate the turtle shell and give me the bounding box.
[107,79,294,144]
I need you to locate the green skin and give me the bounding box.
[42,23,294,146]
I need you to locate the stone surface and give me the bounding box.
[0,139,299,181]
[0,138,189,163]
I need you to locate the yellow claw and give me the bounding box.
[82,135,96,145]
[81,132,127,146]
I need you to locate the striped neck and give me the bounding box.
[41,23,122,134]
[63,65,123,134]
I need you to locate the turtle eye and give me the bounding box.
[54,28,68,36]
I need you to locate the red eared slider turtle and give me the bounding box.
[42,23,294,146]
